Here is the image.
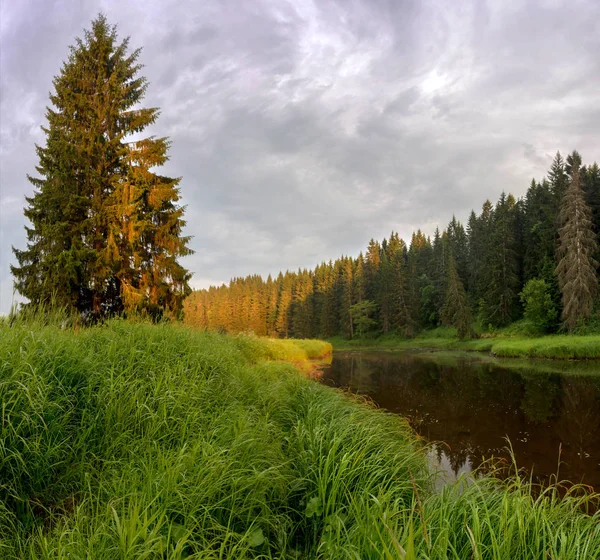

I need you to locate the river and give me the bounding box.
[321,350,600,489]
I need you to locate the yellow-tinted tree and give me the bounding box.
[11,15,192,318]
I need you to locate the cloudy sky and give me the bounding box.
[1,0,599,313]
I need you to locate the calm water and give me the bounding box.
[321,351,600,489]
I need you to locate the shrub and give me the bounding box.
[519,279,558,333]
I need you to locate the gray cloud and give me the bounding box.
[1,0,599,312]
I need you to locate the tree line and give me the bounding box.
[183,151,599,337]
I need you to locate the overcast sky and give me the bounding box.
[1,0,599,313]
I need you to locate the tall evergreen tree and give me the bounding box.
[354,253,366,304]
[377,250,393,333]
[469,200,494,308]
[290,270,314,338]
[556,159,599,330]
[11,15,191,317]
[481,193,519,326]
[274,272,293,337]
[582,162,600,238]
[365,238,381,301]
[431,227,446,316]
[582,162,600,288]
[549,151,569,209]
[442,255,472,339]
[340,258,354,338]
[522,179,556,281]
[265,275,279,336]
[447,217,468,282]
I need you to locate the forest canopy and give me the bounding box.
[183,151,600,337]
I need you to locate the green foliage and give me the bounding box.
[183,150,600,339]
[519,279,558,332]
[441,255,473,339]
[2,321,600,558]
[349,300,378,338]
[291,338,333,359]
[11,15,191,318]
[480,193,521,327]
[331,330,600,360]
[0,320,426,557]
[418,275,439,327]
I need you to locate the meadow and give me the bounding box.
[1,318,599,558]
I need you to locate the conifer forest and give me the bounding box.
[184,152,600,338]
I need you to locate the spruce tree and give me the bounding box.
[377,250,393,333]
[317,262,338,337]
[549,151,569,209]
[481,193,519,327]
[290,270,314,338]
[340,258,354,338]
[391,249,414,335]
[275,272,293,337]
[556,160,599,330]
[431,227,446,316]
[365,238,381,301]
[11,15,191,317]
[447,217,468,282]
[442,255,473,339]
[354,253,366,304]
[582,162,600,237]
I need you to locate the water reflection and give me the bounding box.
[321,351,600,489]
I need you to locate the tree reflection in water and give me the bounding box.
[322,351,600,489]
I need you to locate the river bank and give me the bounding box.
[323,349,600,489]
[329,331,600,360]
[1,320,599,558]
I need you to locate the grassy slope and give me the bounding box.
[330,329,600,360]
[1,320,599,559]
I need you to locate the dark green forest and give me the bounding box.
[183,151,600,338]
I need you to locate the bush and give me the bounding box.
[519,279,557,333]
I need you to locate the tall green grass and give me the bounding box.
[231,334,332,363]
[330,331,600,360]
[1,319,599,558]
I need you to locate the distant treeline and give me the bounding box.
[184,151,600,337]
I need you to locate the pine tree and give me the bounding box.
[556,159,599,330]
[11,15,191,317]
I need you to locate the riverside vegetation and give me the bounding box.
[1,318,600,559]
[329,326,600,360]
[184,153,600,349]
